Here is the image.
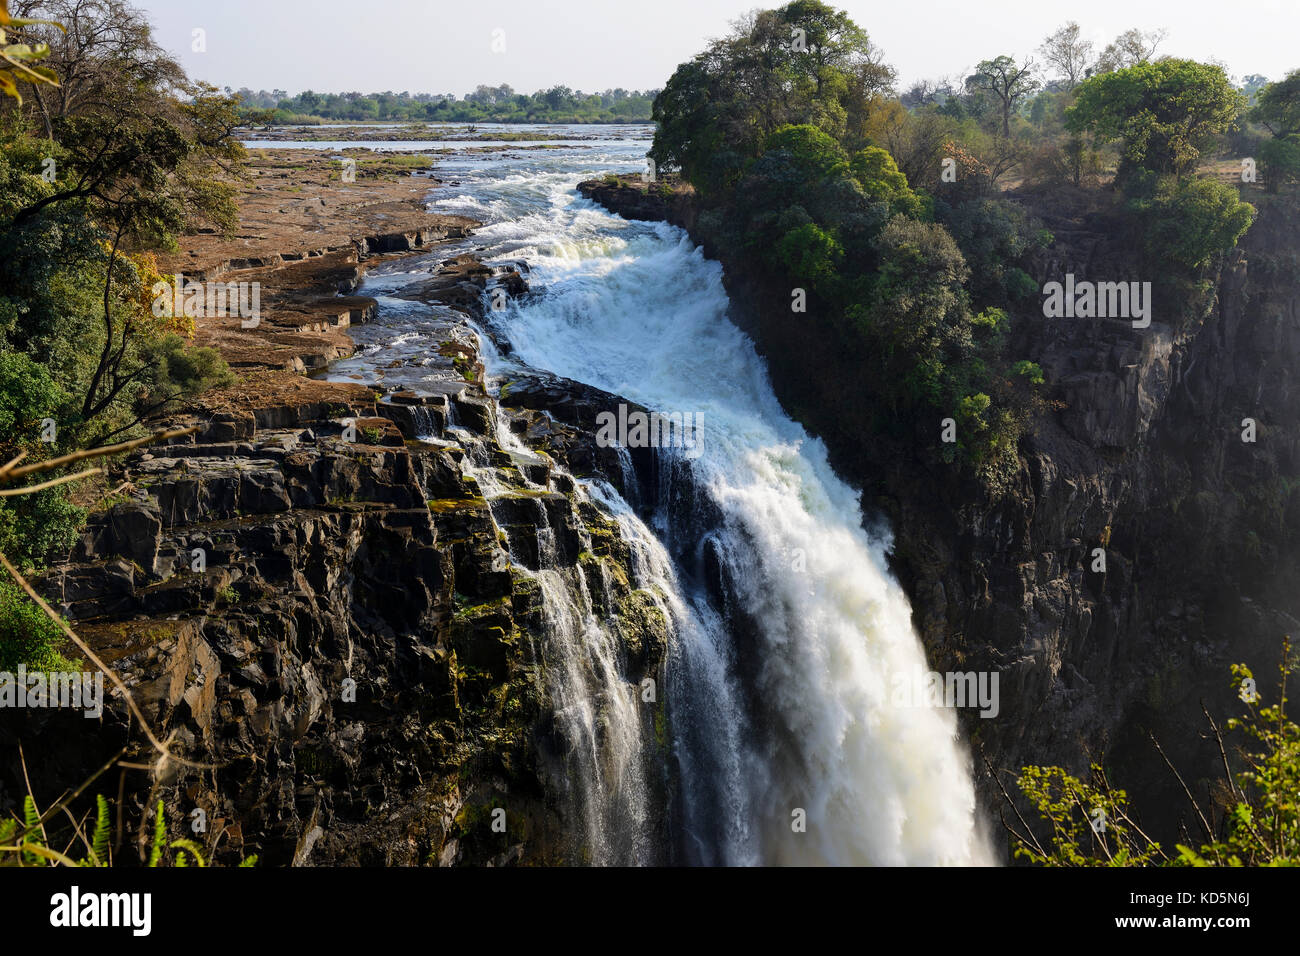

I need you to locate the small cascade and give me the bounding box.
[453,396,660,864]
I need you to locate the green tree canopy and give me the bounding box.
[650,0,890,195]
[1253,69,1300,137]
[1066,59,1244,178]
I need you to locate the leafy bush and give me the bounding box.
[141,333,236,405]
[0,485,85,573]
[776,222,843,288]
[1259,134,1300,193]
[0,351,67,439]
[848,145,926,217]
[1013,641,1300,866]
[1012,359,1045,385]
[933,196,1051,309]
[1126,176,1256,270]
[0,577,75,672]
[1,794,258,867]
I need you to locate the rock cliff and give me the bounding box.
[2,179,670,866]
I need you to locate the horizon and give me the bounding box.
[135,0,1298,99]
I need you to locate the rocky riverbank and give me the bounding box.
[3,151,671,866]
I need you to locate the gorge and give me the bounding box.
[5,124,1297,869]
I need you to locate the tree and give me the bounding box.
[1259,134,1300,193]
[1067,59,1244,179]
[11,0,184,130]
[848,145,924,217]
[650,1,891,193]
[968,56,1039,137]
[1127,177,1255,270]
[3,1,241,443]
[1039,22,1093,90]
[1240,73,1269,105]
[1092,27,1167,75]
[1253,70,1300,137]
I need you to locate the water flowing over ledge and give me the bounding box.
[368,131,995,865]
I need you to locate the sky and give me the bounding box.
[133,0,1299,96]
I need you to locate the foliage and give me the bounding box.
[2,794,258,867]
[1252,70,1300,136]
[0,0,61,104]
[0,348,65,436]
[138,333,236,412]
[848,145,926,217]
[0,0,240,583]
[650,0,893,195]
[242,85,656,125]
[1258,133,1300,192]
[1125,175,1256,270]
[1014,641,1300,866]
[0,575,75,670]
[1092,28,1167,75]
[932,195,1051,309]
[1015,764,1165,865]
[1067,59,1244,180]
[1011,359,1044,385]
[1038,22,1092,91]
[967,56,1039,138]
[776,221,843,287]
[651,3,1039,492]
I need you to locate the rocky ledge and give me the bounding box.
[3,155,670,866]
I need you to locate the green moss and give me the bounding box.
[452,594,511,621]
[653,703,668,754]
[427,496,488,513]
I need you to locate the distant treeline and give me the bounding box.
[235,85,657,125]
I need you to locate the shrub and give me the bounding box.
[1013,641,1300,866]
[1126,176,1256,270]
[933,196,1051,310]
[0,351,67,439]
[1259,134,1300,193]
[0,577,75,672]
[776,222,843,289]
[139,333,236,410]
[849,145,926,218]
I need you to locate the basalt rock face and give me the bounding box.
[583,179,1300,849]
[577,174,697,232]
[3,273,670,869]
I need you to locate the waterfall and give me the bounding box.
[353,132,994,865]
[408,404,441,439]
[464,190,993,866]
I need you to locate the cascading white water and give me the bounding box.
[327,127,993,864]
[446,397,659,865]
[439,146,993,866]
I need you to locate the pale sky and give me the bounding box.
[134,0,1298,95]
